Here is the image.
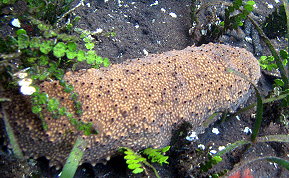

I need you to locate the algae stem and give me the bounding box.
[60,136,87,178]
[2,107,23,158]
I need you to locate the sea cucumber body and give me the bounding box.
[3,43,260,166]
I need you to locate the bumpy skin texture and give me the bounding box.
[2,43,260,167]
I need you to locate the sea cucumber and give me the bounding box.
[1,43,261,167]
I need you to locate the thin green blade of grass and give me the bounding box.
[214,140,251,157]
[60,136,87,178]
[257,134,289,143]
[229,92,289,119]
[0,98,11,102]
[250,86,263,142]
[227,156,289,176]
[2,106,23,159]
[282,0,289,53]
[266,156,289,170]
[226,68,263,142]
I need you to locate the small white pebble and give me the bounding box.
[21,85,36,95]
[198,144,205,150]
[86,2,90,7]
[212,128,220,135]
[150,0,158,6]
[95,28,103,34]
[275,0,280,3]
[117,0,122,7]
[243,127,252,135]
[245,36,253,43]
[18,78,33,87]
[11,18,21,28]
[169,12,177,18]
[236,115,240,121]
[253,4,257,8]
[135,24,139,28]
[161,8,166,12]
[186,131,198,141]
[267,3,274,9]
[210,150,217,154]
[218,146,226,151]
[15,72,28,79]
[201,29,207,36]
[104,0,109,2]
[143,49,149,56]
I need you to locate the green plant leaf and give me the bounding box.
[126,159,140,164]
[47,98,60,112]
[59,107,67,116]
[27,57,37,63]
[232,0,242,9]
[161,146,170,152]
[283,59,288,66]
[212,156,223,163]
[95,56,103,64]
[280,49,288,59]
[67,42,77,51]
[53,42,67,58]
[124,155,137,160]
[66,51,77,59]
[30,37,41,48]
[132,167,144,174]
[32,92,48,105]
[39,41,53,54]
[77,50,86,61]
[85,42,95,50]
[37,23,50,31]
[38,55,49,66]
[246,1,255,6]
[275,79,284,87]
[103,58,110,67]
[18,34,29,49]
[16,29,27,36]
[259,56,267,61]
[128,163,142,170]
[124,150,134,155]
[86,51,97,64]
[32,105,42,114]
[83,36,92,43]
[244,4,254,12]
[158,156,169,165]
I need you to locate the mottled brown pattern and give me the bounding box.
[2,43,260,167]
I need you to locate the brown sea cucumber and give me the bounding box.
[1,43,261,167]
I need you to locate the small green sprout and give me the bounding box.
[121,147,145,174]
[120,146,170,177]
[223,0,255,29]
[7,21,111,135]
[200,155,223,172]
[259,49,289,102]
[142,146,170,165]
